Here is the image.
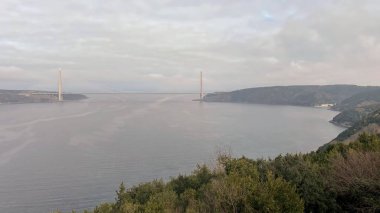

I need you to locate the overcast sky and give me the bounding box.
[1,0,379,92]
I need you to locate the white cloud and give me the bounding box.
[0,0,379,92]
[0,66,41,81]
[145,73,164,79]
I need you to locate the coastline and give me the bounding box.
[0,89,87,105]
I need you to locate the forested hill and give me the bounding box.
[330,88,380,127]
[333,88,380,111]
[203,85,380,107]
[324,108,380,147]
[325,89,380,144]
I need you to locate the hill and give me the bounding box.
[330,89,380,127]
[204,85,380,140]
[333,88,380,111]
[0,90,87,104]
[327,90,380,144]
[323,108,380,147]
[204,85,380,107]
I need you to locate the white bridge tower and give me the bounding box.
[58,69,63,102]
[200,71,203,100]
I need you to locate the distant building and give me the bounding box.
[315,103,335,108]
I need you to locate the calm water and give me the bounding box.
[0,94,344,213]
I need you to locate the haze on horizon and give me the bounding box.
[1,0,379,93]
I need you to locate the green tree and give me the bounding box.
[145,190,177,213]
[253,172,304,213]
[94,203,112,213]
[113,182,128,212]
[271,154,337,212]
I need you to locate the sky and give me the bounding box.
[0,0,380,92]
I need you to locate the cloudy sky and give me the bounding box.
[1,0,379,92]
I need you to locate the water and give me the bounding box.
[0,94,345,213]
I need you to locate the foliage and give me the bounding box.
[269,154,338,212]
[329,150,380,211]
[70,134,380,213]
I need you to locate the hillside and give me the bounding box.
[0,90,87,104]
[204,85,380,107]
[204,85,380,137]
[325,108,380,146]
[330,89,380,127]
[333,89,380,111]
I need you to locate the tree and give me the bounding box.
[113,182,127,212]
[271,154,337,212]
[329,150,380,211]
[145,190,178,213]
[253,172,304,213]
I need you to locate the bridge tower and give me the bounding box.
[200,71,203,100]
[58,69,63,101]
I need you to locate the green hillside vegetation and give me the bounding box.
[62,133,380,213]
[331,89,380,127]
[331,109,380,143]
[330,109,364,127]
[315,89,380,144]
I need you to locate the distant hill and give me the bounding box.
[0,90,87,104]
[204,85,380,107]
[330,89,380,127]
[333,88,380,111]
[204,85,380,147]
[328,90,380,144]
[336,108,380,141]
[320,109,380,150]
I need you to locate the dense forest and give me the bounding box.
[60,133,380,213]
